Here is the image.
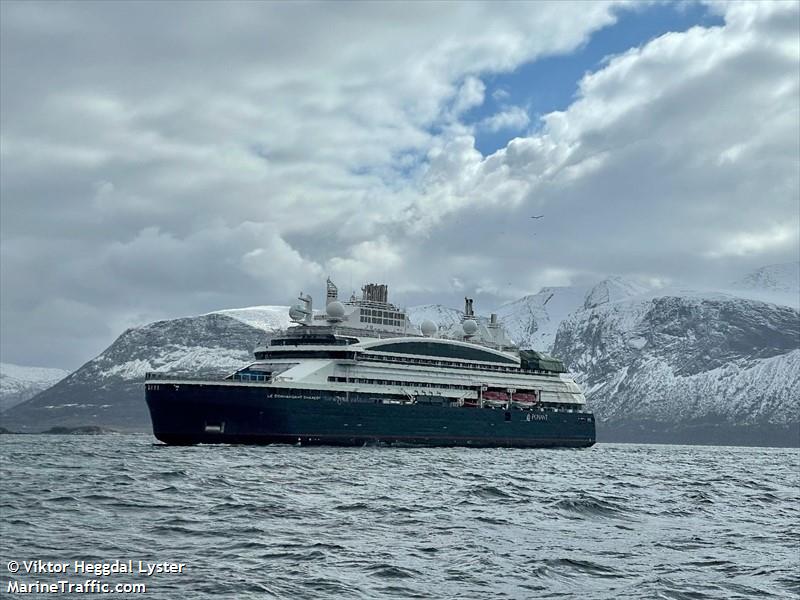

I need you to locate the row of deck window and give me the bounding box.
[360,315,404,326]
[328,376,467,391]
[359,308,405,327]
[361,308,404,320]
[232,373,269,382]
[358,354,555,376]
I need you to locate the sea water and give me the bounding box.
[1,435,798,599]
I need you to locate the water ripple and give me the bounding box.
[1,435,798,600]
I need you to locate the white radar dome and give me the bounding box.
[289,304,307,321]
[420,320,437,337]
[326,300,345,319]
[462,319,478,335]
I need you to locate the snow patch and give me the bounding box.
[0,362,70,411]
[628,337,647,350]
[732,262,799,294]
[0,363,69,386]
[211,305,292,332]
[583,276,653,310]
[102,346,251,380]
[495,285,590,352]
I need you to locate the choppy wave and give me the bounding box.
[1,435,798,599]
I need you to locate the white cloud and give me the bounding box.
[492,88,511,101]
[706,225,798,258]
[452,76,486,116]
[479,105,530,133]
[326,236,403,286]
[392,0,798,296]
[1,1,798,368]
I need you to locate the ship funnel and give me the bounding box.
[362,283,388,303]
[464,297,474,318]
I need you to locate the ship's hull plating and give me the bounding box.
[145,383,595,448]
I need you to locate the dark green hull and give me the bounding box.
[145,383,596,448]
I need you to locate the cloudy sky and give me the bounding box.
[1,1,798,369]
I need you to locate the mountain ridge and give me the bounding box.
[3,264,798,444]
[0,363,70,412]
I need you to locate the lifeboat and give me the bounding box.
[482,390,509,402]
[512,391,539,407]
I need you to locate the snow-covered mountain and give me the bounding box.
[494,285,591,352]
[1,311,284,431]
[406,304,464,333]
[582,276,653,309]
[213,305,292,332]
[553,285,799,439]
[727,261,800,309]
[732,261,799,294]
[4,264,798,444]
[0,363,69,412]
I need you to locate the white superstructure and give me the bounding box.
[231,279,587,411]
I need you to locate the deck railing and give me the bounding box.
[144,372,270,383]
[144,372,215,381]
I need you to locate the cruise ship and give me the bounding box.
[144,279,595,447]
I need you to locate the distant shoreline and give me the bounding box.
[0,425,118,436]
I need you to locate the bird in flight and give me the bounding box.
[530,215,544,219]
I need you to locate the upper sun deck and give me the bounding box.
[285,278,517,352]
